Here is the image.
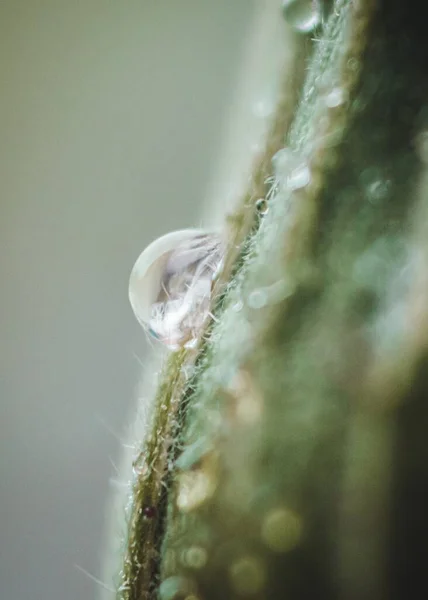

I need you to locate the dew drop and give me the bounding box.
[347,57,359,72]
[229,556,266,595]
[247,288,269,310]
[367,179,391,203]
[282,0,322,33]
[255,198,269,216]
[231,300,244,313]
[271,147,295,179]
[325,86,346,108]
[287,163,312,190]
[129,230,223,349]
[261,507,303,552]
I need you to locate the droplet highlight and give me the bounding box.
[287,163,312,191]
[282,0,322,33]
[129,230,223,349]
[255,198,269,216]
[325,86,346,108]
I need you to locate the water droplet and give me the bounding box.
[129,230,223,349]
[325,86,346,108]
[261,507,303,552]
[159,575,196,600]
[232,300,244,312]
[282,0,322,33]
[271,147,295,178]
[415,130,428,164]
[347,57,359,72]
[255,198,269,216]
[229,556,266,595]
[246,279,294,312]
[176,451,218,512]
[181,546,208,570]
[360,168,391,204]
[247,288,269,310]
[367,179,391,203]
[287,163,311,190]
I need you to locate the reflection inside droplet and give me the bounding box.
[282,0,322,33]
[287,163,311,190]
[129,230,223,349]
[325,86,346,108]
[255,198,269,216]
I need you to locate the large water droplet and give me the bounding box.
[271,147,295,179]
[287,163,312,190]
[282,0,322,33]
[129,230,223,349]
[325,86,347,108]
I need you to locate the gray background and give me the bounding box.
[0,2,256,599]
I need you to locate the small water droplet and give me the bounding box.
[158,575,196,600]
[347,57,359,72]
[415,130,428,164]
[261,507,303,552]
[132,454,149,478]
[287,163,311,191]
[271,147,295,178]
[247,288,269,310]
[229,556,266,595]
[367,179,391,203]
[255,198,269,215]
[282,0,322,33]
[325,86,346,108]
[176,451,218,512]
[181,546,208,570]
[232,300,244,312]
[129,230,223,349]
[246,279,294,312]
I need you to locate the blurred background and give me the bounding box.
[0,1,260,598]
